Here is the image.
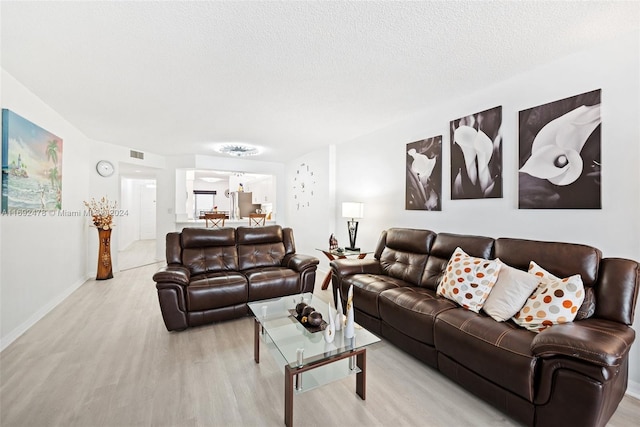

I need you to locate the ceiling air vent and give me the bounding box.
[130,150,144,159]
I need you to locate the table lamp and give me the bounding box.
[342,202,364,251]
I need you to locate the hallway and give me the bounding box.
[118,239,159,271]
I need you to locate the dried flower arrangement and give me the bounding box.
[83,197,117,230]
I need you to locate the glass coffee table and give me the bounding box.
[248,293,380,427]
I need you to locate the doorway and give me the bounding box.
[119,175,158,271]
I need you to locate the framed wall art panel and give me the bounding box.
[518,89,601,209]
[450,106,503,200]
[2,109,63,212]
[406,136,442,211]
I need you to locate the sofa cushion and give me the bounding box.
[182,246,239,276]
[187,272,247,311]
[482,260,541,322]
[341,274,409,319]
[422,233,495,289]
[377,228,435,286]
[494,238,601,286]
[236,225,284,245]
[245,267,299,301]
[182,227,236,248]
[379,287,457,345]
[513,262,585,332]
[437,247,501,312]
[238,242,286,270]
[434,309,538,402]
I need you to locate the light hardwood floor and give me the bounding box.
[118,239,159,271]
[1,261,638,426]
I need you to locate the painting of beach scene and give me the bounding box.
[2,109,63,212]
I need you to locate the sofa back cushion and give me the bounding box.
[377,228,436,286]
[594,257,639,325]
[166,232,182,265]
[422,233,495,290]
[236,225,287,270]
[494,238,601,285]
[180,228,238,275]
[495,238,602,321]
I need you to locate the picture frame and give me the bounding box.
[2,109,63,212]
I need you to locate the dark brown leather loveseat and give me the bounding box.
[331,228,639,427]
[153,225,319,331]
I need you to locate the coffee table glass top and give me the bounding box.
[248,293,380,369]
[315,248,372,257]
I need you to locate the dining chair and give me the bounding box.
[248,213,267,226]
[204,213,226,228]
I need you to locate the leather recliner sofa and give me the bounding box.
[331,228,639,427]
[153,225,319,331]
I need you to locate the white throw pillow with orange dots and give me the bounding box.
[437,247,502,313]
[512,261,585,333]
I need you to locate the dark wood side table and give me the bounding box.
[316,248,370,290]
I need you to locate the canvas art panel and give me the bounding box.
[450,106,503,199]
[406,136,442,211]
[2,109,63,212]
[518,89,601,209]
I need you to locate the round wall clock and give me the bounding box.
[96,160,115,177]
[292,162,315,210]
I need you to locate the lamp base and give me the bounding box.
[344,247,360,252]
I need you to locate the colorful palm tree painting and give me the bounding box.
[406,136,442,211]
[1,109,63,212]
[450,106,503,200]
[518,89,601,209]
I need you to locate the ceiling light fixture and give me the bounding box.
[216,143,260,157]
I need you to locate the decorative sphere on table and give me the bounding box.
[295,302,308,315]
[301,306,315,318]
[307,311,323,326]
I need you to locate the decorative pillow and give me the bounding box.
[512,261,585,333]
[437,247,501,313]
[482,259,541,322]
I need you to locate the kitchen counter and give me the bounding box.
[175,219,276,230]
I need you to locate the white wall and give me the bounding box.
[290,31,640,395]
[285,146,336,272]
[1,70,90,349]
[0,69,166,350]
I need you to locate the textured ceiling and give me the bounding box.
[1,1,638,162]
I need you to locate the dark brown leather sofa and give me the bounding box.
[153,225,319,331]
[331,228,639,427]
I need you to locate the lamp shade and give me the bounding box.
[342,202,364,219]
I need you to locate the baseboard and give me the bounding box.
[0,278,85,352]
[627,380,640,400]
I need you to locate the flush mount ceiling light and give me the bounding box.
[216,143,261,157]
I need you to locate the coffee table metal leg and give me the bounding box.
[254,318,260,364]
[282,347,367,426]
[284,365,295,427]
[356,349,366,400]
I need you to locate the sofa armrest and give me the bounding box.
[153,265,191,287]
[330,258,382,278]
[282,254,319,272]
[531,318,636,367]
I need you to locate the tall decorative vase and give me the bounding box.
[335,289,344,331]
[344,284,355,338]
[324,305,335,343]
[96,228,114,280]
